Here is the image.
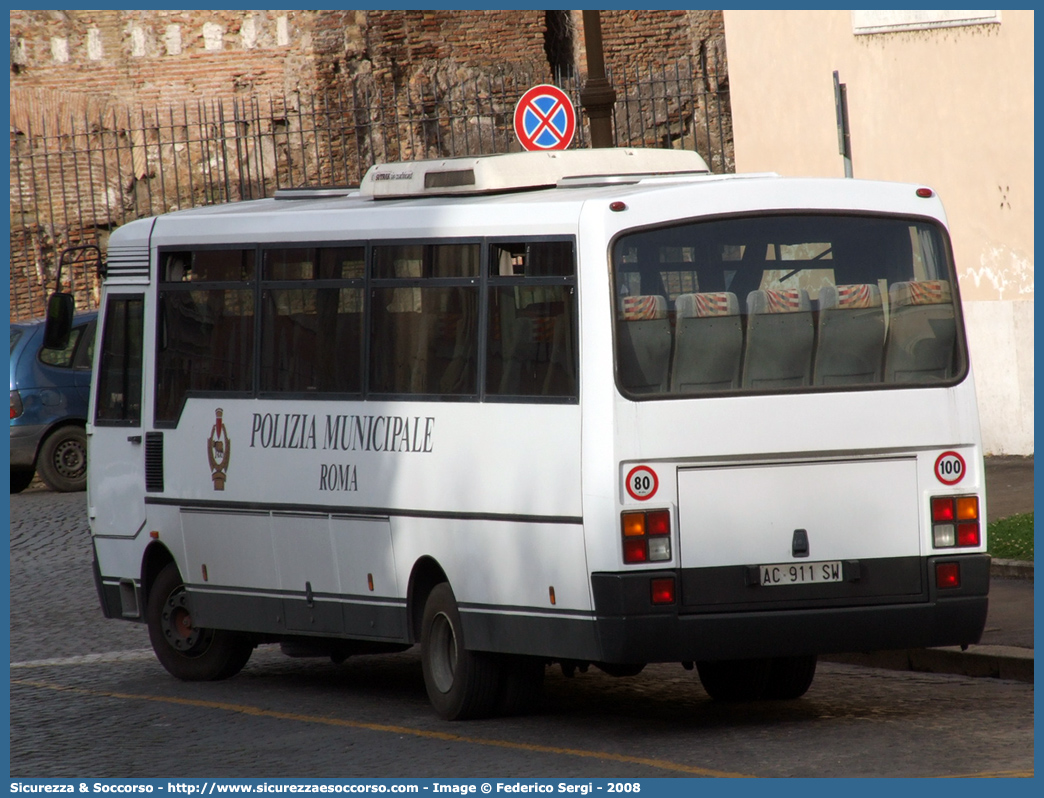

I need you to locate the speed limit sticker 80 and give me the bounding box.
[934,451,967,485]
[625,465,659,501]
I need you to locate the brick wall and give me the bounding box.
[11,9,724,128]
[9,10,727,320]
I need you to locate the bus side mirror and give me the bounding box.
[43,292,75,350]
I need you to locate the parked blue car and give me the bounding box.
[10,311,97,493]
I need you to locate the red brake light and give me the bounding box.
[650,577,676,605]
[647,510,670,536]
[936,562,960,588]
[623,538,648,564]
[957,522,980,547]
[931,498,955,522]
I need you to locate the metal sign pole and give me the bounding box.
[833,70,853,178]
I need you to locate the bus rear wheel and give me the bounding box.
[420,583,500,720]
[763,655,817,699]
[496,655,545,716]
[147,562,254,681]
[696,657,771,701]
[697,655,817,701]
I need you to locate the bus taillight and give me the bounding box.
[936,562,961,589]
[650,577,676,604]
[931,495,980,548]
[621,510,672,564]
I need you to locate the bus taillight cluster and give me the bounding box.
[621,509,672,564]
[931,495,981,549]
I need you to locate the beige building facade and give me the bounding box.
[723,10,1033,454]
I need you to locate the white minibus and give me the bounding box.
[67,148,988,719]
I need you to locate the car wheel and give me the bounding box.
[147,562,254,681]
[37,426,88,492]
[10,467,35,493]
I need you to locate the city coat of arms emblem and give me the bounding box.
[207,408,231,490]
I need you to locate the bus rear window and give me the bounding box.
[612,214,965,396]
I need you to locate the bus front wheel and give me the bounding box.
[146,562,254,681]
[420,582,500,720]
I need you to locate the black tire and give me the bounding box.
[595,662,646,678]
[146,562,254,681]
[496,655,545,716]
[36,426,88,492]
[10,467,35,493]
[420,582,501,720]
[763,655,817,699]
[696,657,772,701]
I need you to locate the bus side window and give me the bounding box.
[370,244,480,397]
[95,294,144,424]
[486,241,577,399]
[155,249,255,424]
[259,247,364,394]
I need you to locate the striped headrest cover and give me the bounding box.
[621,294,667,321]
[833,283,882,309]
[891,280,951,307]
[527,316,556,343]
[751,288,809,314]
[675,292,738,318]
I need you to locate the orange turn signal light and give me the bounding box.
[622,512,646,537]
[956,496,979,521]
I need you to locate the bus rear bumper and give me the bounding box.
[591,554,990,663]
[593,595,989,663]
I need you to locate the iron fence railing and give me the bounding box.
[9,59,732,320]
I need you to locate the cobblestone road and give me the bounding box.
[9,487,1035,779]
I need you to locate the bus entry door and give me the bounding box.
[88,292,147,538]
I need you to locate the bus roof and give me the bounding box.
[106,150,947,258]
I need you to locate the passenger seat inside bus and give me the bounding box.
[813,283,885,385]
[883,280,957,382]
[671,291,742,392]
[741,288,813,389]
[617,294,670,393]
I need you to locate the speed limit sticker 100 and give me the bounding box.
[625,465,659,501]
[934,451,967,485]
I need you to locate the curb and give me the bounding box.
[824,644,1033,683]
[991,559,1034,580]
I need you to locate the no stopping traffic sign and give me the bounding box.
[514,84,576,151]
